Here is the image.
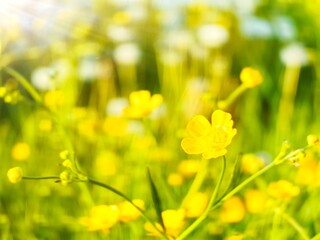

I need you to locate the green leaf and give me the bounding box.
[147,167,165,232]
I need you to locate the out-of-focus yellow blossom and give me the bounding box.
[184,192,209,218]
[244,189,267,214]
[7,167,23,183]
[94,151,118,177]
[77,117,97,138]
[296,157,320,187]
[181,110,237,159]
[79,205,120,233]
[224,235,244,240]
[12,143,30,161]
[112,11,131,25]
[220,196,246,223]
[240,67,263,88]
[118,199,144,222]
[44,90,64,107]
[178,159,200,177]
[144,209,185,239]
[168,173,184,186]
[102,116,129,137]
[39,119,53,132]
[123,90,163,119]
[241,154,265,174]
[307,134,319,146]
[267,180,300,201]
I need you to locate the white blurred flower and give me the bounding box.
[240,16,273,39]
[272,16,296,41]
[113,43,141,65]
[106,97,129,116]
[31,67,55,91]
[280,43,309,67]
[106,24,134,43]
[197,24,229,48]
[78,56,102,82]
[233,0,259,15]
[51,58,74,83]
[162,30,194,51]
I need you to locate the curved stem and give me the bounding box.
[281,211,310,240]
[177,157,226,240]
[3,67,42,103]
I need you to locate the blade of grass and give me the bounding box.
[147,167,166,233]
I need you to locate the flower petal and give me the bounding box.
[186,115,211,137]
[181,137,206,154]
[211,110,232,127]
[150,94,163,109]
[130,90,150,106]
[202,149,227,160]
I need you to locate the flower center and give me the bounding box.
[208,127,227,149]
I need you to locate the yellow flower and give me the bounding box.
[12,143,30,161]
[267,180,300,201]
[123,90,163,119]
[144,209,185,238]
[168,173,184,186]
[220,196,246,223]
[102,116,129,137]
[181,110,237,159]
[244,189,267,214]
[241,154,265,174]
[118,199,144,222]
[178,159,200,177]
[240,67,263,88]
[307,134,319,146]
[7,167,23,183]
[79,205,120,233]
[296,156,320,187]
[184,192,209,218]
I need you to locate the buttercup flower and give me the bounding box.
[144,209,185,239]
[181,110,237,159]
[12,142,30,161]
[267,180,300,201]
[123,90,163,119]
[79,205,120,233]
[118,199,144,222]
[240,67,263,88]
[7,167,23,183]
[220,196,246,223]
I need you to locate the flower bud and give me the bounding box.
[307,134,319,146]
[7,167,23,183]
[240,67,263,88]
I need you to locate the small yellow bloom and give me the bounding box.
[240,67,263,88]
[244,189,267,214]
[241,154,265,174]
[220,196,246,223]
[102,116,129,137]
[118,199,144,222]
[224,235,244,240]
[184,192,208,218]
[144,209,185,238]
[12,142,30,161]
[7,167,23,183]
[79,205,120,233]
[44,90,64,107]
[178,159,200,177]
[267,180,300,201]
[307,134,319,146]
[181,110,237,159]
[123,90,163,119]
[296,157,320,187]
[168,173,184,186]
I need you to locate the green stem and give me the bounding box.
[281,211,310,240]
[3,67,42,103]
[177,157,226,240]
[23,176,60,180]
[87,178,169,240]
[218,84,247,110]
[213,161,276,208]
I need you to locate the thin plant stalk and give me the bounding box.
[177,156,226,240]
